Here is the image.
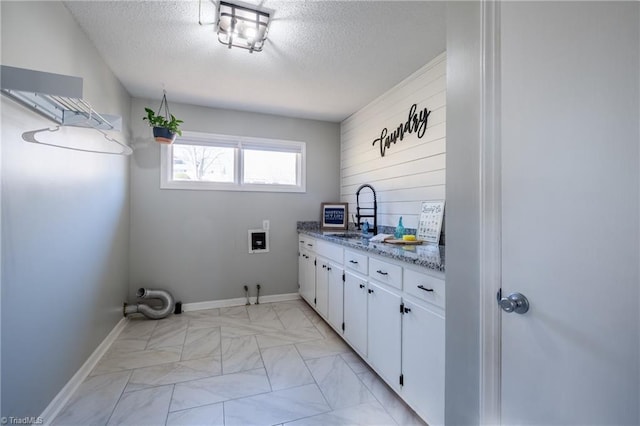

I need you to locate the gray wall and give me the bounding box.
[1,1,131,419]
[129,98,340,303]
[444,2,482,425]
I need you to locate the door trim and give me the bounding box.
[479,1,502,425]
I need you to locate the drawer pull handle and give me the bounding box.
[368,289,374,294]
[307,244,313,247]
[327,267,332,271]
[359,284,365,289]
[376,270,388,276]
[418,285,434,292]
[322,264,327,269]
[349,260,359,264]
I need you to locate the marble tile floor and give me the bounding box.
[53,299,426,426]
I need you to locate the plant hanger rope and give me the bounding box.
[157,90,172,122]
[143,89,183,144]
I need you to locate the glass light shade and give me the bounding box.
[217,1,270,52]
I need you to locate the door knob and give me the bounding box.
[499,292,529,314]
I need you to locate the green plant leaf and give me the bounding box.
[144,105,182,136]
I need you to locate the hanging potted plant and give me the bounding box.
[143,91,183,144]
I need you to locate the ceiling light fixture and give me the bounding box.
[216,1,271,53]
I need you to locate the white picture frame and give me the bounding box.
[417,201,445,244]
[321,202,349,231]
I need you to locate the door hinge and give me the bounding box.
[341,322,345,331]
[314,297,317,304]
[399,374,404,386]
[342,272,345,282]
[314,259,317,266]
[400,303,404,314]
[496,287,502,303]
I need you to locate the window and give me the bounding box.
[161,131,306,192]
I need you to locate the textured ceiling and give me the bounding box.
[64,1,446,122]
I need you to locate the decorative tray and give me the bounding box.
[383,239,424,245]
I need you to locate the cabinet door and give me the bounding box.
[298,250,304,290]
[343,271,368,356]
[315,256,329,317]
[299,250,315,305]
[402,300,445,426]
[367,281,402,388]
[327,264,344,333]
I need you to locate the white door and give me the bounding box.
[343,271,368,355]
[299,249,315,305]
[327,264,344,332]
[315,256,329,317]
[367,281,401,387]
[499,2,639,424]
[402,299,444,426]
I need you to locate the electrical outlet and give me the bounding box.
[263,220,270,230]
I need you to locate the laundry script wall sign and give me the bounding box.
[371,103,431,157]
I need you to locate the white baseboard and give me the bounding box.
[183,292,300,312]
[40,317,128,425]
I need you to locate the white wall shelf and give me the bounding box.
[0,65,131,155]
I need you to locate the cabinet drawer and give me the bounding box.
[316,240,344,264]
[404,268,445,309]
[368,257,402,290]
[344,250,368,274]
[298,235,316,251]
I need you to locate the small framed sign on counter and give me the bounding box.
[417,200,445,244]
[321,202,348,231]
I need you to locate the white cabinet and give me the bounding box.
[367,280,402,389]
[297,233,445,425]
[316,240,343,264]
[404,267,445,309]
[343,271,368,356]
[299,233,344,329]
[344,249,368,275]
[300,236,316,252]
[315,256,330,318]
[402,299,445,426]
[369,257,402,290]
[327,264,345,333]
[298,246,316,305]
[298,249,304,289]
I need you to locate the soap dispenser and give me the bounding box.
[394,217,405,239]
[362,220,370,235]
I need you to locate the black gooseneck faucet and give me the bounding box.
[355,184,377,235]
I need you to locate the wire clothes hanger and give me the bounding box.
[21,125,133,156]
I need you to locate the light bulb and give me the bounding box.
[244,26,257,40]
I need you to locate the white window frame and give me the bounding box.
[160,131,306,193]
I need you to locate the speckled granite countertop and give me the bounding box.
[297,222,445,273]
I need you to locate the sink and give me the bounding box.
[323,233,371,245]
[324,232,369,239]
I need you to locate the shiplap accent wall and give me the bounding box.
[340,52,446,231]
